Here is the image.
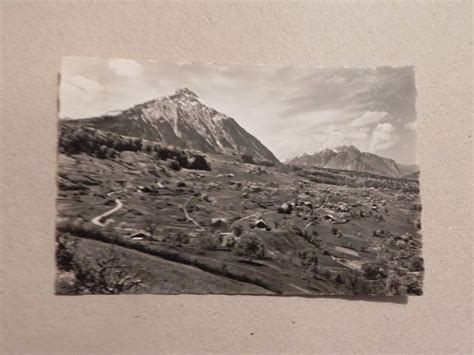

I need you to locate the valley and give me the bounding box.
[56,134,423,296]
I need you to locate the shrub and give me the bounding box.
[241,154,255,164]
[190,234,221,251]
[55,271,78,294]
[297,250,319,271]
[409,256,424,272]
[232,233,265,260]
[288,223,304,237]
[232,224,244,237]
[188,155,211,171]
[57,217,105,240]
[362,263,388,280]
[255,159,275,167]
[56,235,77,272]
[407,281,423,295]
[169,232,190,246]
[167,159,181,171]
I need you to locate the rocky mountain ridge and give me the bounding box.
[65,88,279,164]
[288,145,418,178]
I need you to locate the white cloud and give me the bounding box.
[404,121,417,131]
[300,124,372,157]
[64,74,103,95]
[351,111,388,127]
[368,123,399,152]
[59,58,417,163]
[303,121,399,157]
[60,75,104,117]
[108,59,143,77]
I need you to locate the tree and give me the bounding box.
[232,224,244,237]
[56,235,77,272]
[167,159,181,171]
[362,262,388,280]
[97,145,108,159]
[72,252,148,294]
[409,256,424,272]
[241,154,255,164]
[297,250,319,272]
[188,155,211,171]
[232,233,265,260]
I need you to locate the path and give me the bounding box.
[330,256,363,271]
[91,199,123,227]
[183,196,205,231]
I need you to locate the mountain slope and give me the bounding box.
[287,145,416,178]
[65,88,279,163]
[402,171,420,180]
[398,164,420,178]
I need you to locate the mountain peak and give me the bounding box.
[320,148,335,155]
[287,145,404,177]
[72,88,279,164]
[333,145,360,153]
[174,87,199,98]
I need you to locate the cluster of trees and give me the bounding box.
[240,154,275,167]
[59,124,142,157]
[232,233,266,260]
[185,229,266,262]
[59,124,211,171]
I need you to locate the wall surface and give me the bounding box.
[1,1,472,354]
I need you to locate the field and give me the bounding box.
[56,145,423,296]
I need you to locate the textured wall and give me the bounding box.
[1,1,472,354]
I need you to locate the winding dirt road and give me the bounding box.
[91,199,123,227]
[183,196,205,231]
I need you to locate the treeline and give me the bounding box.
[241,154,275,167]
[291,165,419,192]
[58,124,210,171]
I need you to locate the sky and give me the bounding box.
[60,57,418,164]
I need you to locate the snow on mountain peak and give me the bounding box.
[320,148,335,155]
[174,87,199,99]
[72,88,279,164]
[333,145,360,153]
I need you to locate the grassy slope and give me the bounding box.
[56,150,423,295]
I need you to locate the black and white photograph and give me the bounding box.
[55,57,423,296]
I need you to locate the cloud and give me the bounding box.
[404,121,417,131]
[368,123,399,152]
[108,59,143,77]
[60,75,104,117]
[351,111,388,127]
[59,58,418,163]
[64,74,103,95]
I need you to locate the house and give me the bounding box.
[129,231,152,241]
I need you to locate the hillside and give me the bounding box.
[56,144,423,296]
[64,88,279,164]
[287,145,418,178]
[403,171,420,180]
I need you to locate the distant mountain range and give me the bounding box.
[64,88,279,163]
[287,145,419,178]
